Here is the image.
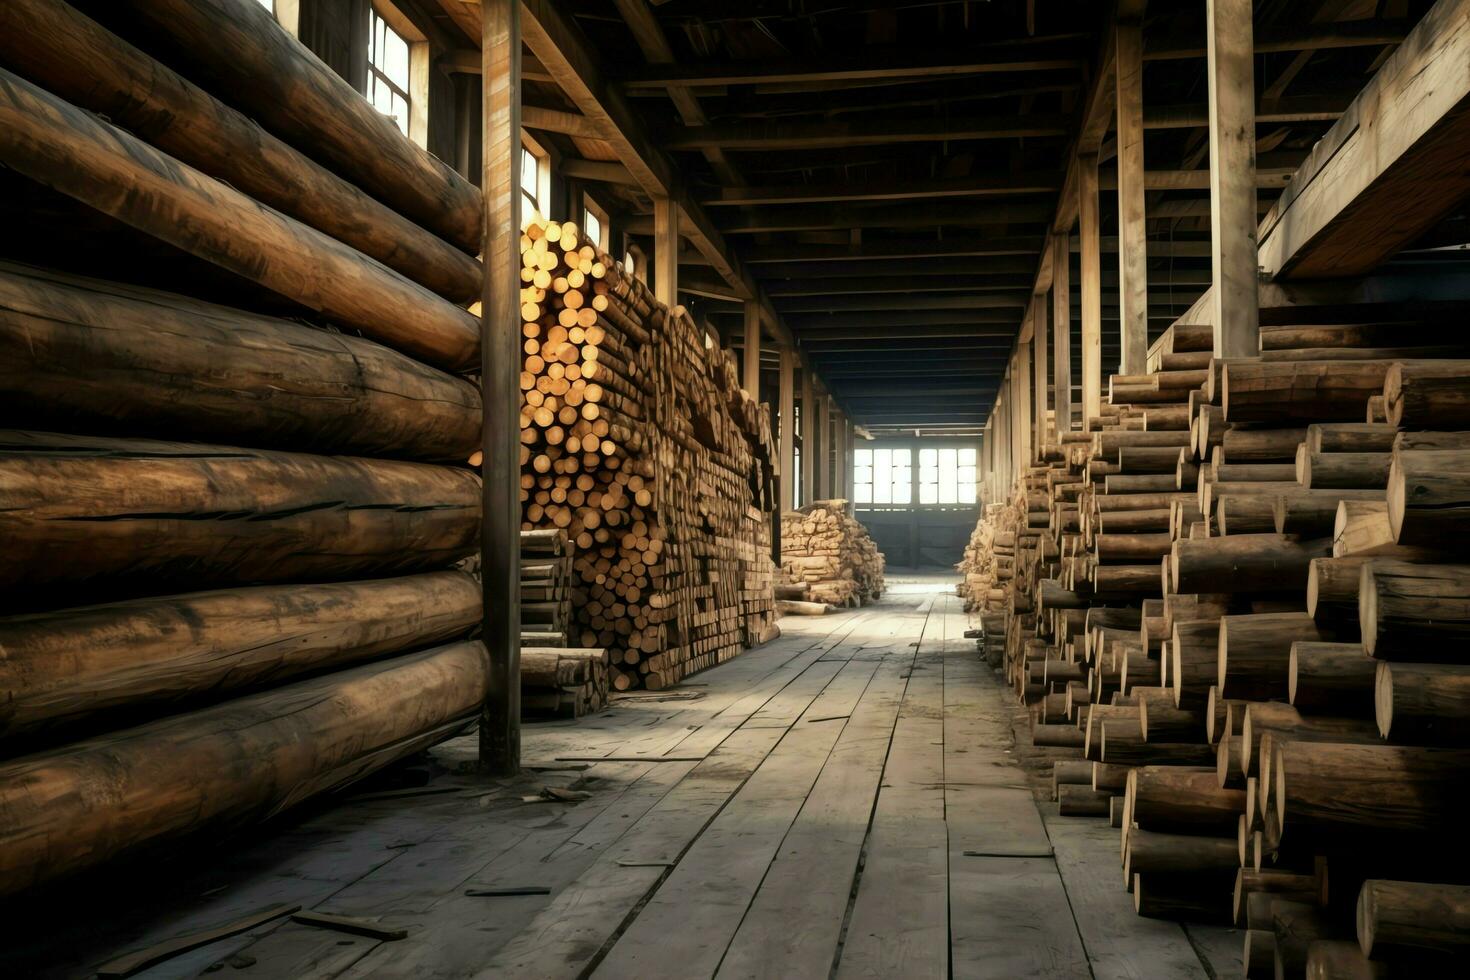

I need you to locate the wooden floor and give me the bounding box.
[8,572,1238,979]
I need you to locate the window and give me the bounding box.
[583,195,609,251]
[255,0,274,11]
[919,447,978,504]
[520,146,542,217]
[368,8,412,137]
[853,448,912,505]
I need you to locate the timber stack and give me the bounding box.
[0,0,489,898]
[516,218,777,692]
[956,502,1008,612]
[969,318,1470,977]
[520,646,612,720]
[779,500,886,607]
[519,529,572,648]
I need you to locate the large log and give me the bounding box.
[1383,360,1470,429]
[1126,828,1239,876]
[1218,612,1326,701]
[1221,427,1309,463]
[1126,766,1244,833]
[1173,619,1222,709]
[0,641,488,897]
[1289,642,1376,716]
[1275,489,1385,538]
[0,572,480,742]
[1356,879,1470,958]
[1241,704,1378,776]
[1296,450,1391,490]
[1173,534,1332,595]
[1306,423,1399,455]
[1274,741,1470,838]
[0,66,479,371]
[1223,361,1391,422]
[1375,662,1470,745]
[1360,560,1470,660]
[0,431,479,597]
[1387,449,1470,547]
[95,0,481,252]
[1307,557,1367,633]
[0,0,480,302]
[0,263,480,461]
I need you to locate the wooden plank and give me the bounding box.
[779,347,795,507]
[1115,18,1149,376]
[1033,297,1049,452]
[1207,0,1261,358]
[742,301,761,399]
[1079,153,1103,431]
[801,369,817,505]
[716,617,922,978]
[833,600,948,979]
[653,197,678,307]
[1052,232,1073,434]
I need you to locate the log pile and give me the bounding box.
[0,0,489,897]
[516,218,777,691]
[520,647,612,720]
[969,318,1470,977]
[956,503,1008,611]
[779,500,886,606]
[519,529,572,647]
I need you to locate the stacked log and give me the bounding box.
[520,647,612,720]
[780,500,886,606]
[515,219,777,690]
[956,502,1007,611]
[519,529,573,647]
[967,318,1470,975]
[0,0,489,897]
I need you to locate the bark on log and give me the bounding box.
[0,263,480,461]
[0,0,481,301]
[1102,729,1215,767]
[1387,449,1470,548]
[1375,662,1470,745]
[1222,427,1309,463]
[1057,783,1111,816]
[1216,496,1279,536]
[1127,766,1244,833]
[1223,361,1391,422]
[0,431,480,597]
[1033,724,1085,748]
[1053,759,1093,799]
[1274,741,1470,837]
[1384,360,1470,429]
[0,641,488,897]
[1173,534,1332,595]
[0,67,479,371]
[1306,423,1399,455]
[1218,612,1326,702]
[95,0,481,252]
[1356,879,1470,958]
[1133,872,1232,923]
[1127,828,1239,876]
[1307,558,1367,633]
[0,572,479,742]
[1173,619,1222,709]
[1242,704,1378,777]
[1275,489,1385,538]
[777,599,833,616]
[1297,450,1391,490]
[1273,899,1333,980]
[1360,560,1470,659]
[1290,642,1376,716]
[1304,939,1386,980]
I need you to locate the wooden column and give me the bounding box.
[1032,297,1048,457]
[653,196,678,307]
[1207,0,1260,358]
[1051,232,1072,434]
[800,368,815,507]
[779,346,795,512]
[742,301,760,399]
[480,0,520,774]
[834,410,848,504]
[1115,18,1149,375]
[1015,342,1032,470]
[814,392,830,499]
[1078,153,1103,432]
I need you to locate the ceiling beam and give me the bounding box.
[766,274,1033,297]
[741,237,1043,263]
[699,172,1066,206]
[661,114,1071,151]
[711,201,1056,234]
[777,293,1031,313]
[1143,19,1411,60]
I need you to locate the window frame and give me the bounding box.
[368,2,428,147]
[583,194,610,251]
[853,440,978,511]
[519,131,551,222]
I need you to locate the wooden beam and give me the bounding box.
[1100,168,1297,190]
[521,104,602,138]
[1145,19,1412,60]
[766,274,1032,296]
[742,237,1041,262]
[1033,296,1048,456]
[815,394,830,498]
[1052,232,1072,435]
[653,196,678,307]
[1257,0,1470,279]
[776,294,1030,313]
[782,311,1020,329]
[1207,0,1261,358]
[711,201,1056,234]
[742,301,761,399]
[1078,153,1102,432]
[699,172,1066,206]
[786,324,1017,340]
[756,256,1037,279]
[1115,18,1148,375]
[480,0,520,774]
[800,368,815,506]
[1143,95,1350,128]
[779,346,794,511]
[662,114,1071,150]
[559,158,638,185]
[621,41,1088,90]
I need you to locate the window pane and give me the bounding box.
[959,447,977,466]
[584,209,602,248]
[520,149,538,196]
[920,448,937,467]
[855,482,872,504]
[939,448,958,504]
[255,0,274,11]
[385,31,409,89]
[959,480,977,504]
[874,450,891,504]
[920,482,937,504]
[855,449,872,467]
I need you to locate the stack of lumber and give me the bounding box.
[520,529,572,647]
[516,218,777,691]
[0,0,488,898]
[520,647,612,720]
[956,502,1008,611]
[779,500,886,606]
[972,319,1470,977]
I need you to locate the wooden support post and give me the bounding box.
[1015,342,1033,470]
[480,0,520,774]
[801,368,816,507]
[779,346,795,512]
[742,300,760,399]
[1207,0,1260,358]
[1052,232,1073,434]
[816,392,831,499]
[1033,297,1048,457]
[654,196,679,307]
[1115,18,1149,375]
[1079,152,1103,431]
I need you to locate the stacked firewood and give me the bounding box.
[519,529,572,647]
[975,320,1470,976]
[956,503,1008,611]
[520,647,612,719]
[516,219,777,691]
[779,500,886,606]
[0,0,490,898]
